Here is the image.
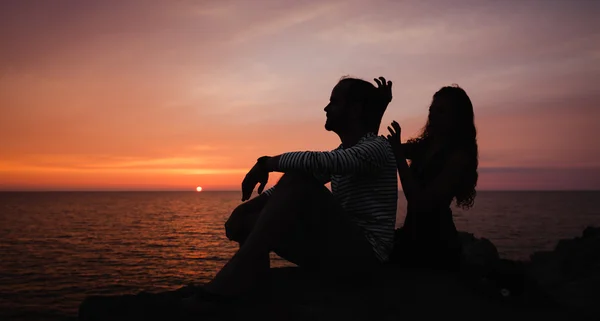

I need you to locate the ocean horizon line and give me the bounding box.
[1,189,599,193]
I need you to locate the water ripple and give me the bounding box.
[0,191,598,320]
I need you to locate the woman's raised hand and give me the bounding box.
[386,120,403,156]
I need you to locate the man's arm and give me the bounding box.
[258,145,342,197]
[260,169,331,197]
[263,139,388,176]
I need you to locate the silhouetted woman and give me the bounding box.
[386,85,478,271]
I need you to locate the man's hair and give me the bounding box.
[337,76,384,133]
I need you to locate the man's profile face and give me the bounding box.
[324,82,355,132]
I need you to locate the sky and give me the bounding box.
[1,0,599,191]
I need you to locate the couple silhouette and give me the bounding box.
[182,76,479,313]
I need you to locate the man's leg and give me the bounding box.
[204,173,378,297]
[271,182,379,279]
[204,173,325,296]
[223,194,271,275]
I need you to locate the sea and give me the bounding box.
[0,191,598,320]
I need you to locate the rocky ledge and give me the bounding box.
[79,227,599,321]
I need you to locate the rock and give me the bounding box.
[457,232,530,302]
[458,231,500,268]
[78,227,600,321]
[527,226,600,314]
[79,266,576,321]
[79,287,193,321]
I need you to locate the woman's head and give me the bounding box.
[410,85,479,209]
[427,85,475,139]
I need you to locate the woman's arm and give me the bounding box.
[388,121,467,212]
[394,147,418,204]
[401,142,419,160]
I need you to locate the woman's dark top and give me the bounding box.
[390,141,463,271]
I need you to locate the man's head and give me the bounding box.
[324,77,385,134]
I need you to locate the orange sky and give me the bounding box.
[1,0,599,191]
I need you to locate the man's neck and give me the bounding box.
[337,129,372,148]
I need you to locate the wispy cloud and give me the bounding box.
[225,1,344,44]
[0,153,246,176]
[0,153,230,170]
[1,0,598,190]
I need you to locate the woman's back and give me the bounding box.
[392,142,463,270]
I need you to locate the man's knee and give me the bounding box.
[278,172,318,185]
[224,196,267,242]
[275,173,327,194]
[224,205,250,242]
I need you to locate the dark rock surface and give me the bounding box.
[527,226,600,314]
[79,227,599,321]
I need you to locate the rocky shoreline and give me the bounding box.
[79,227,599,320]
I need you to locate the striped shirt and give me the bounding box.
[263,132,398,262]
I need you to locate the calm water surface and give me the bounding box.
[0,191,598,319]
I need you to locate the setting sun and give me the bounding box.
[196,186,203,192]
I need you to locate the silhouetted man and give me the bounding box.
[184,76,397,310]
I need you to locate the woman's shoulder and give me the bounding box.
[448,148,470,161]
[443,148,472,173]
[413,145,468,172]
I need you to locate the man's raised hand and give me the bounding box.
[374,76,393,106]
